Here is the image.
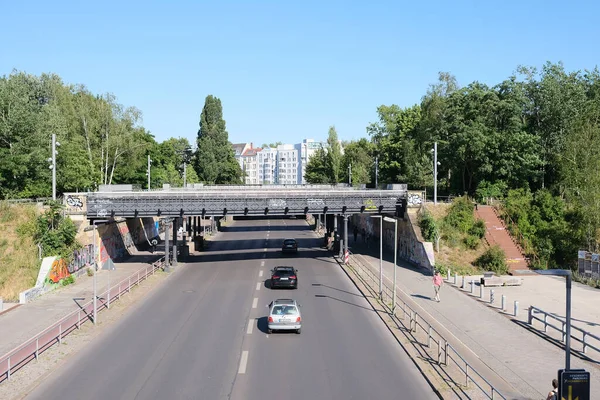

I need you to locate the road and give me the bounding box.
[25,217,437,400]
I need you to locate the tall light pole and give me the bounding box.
[88,219,110,325]
[432,142,438,205]
[49,134,61,200]
[375,156,379,189]
[183,162,187,188]
[536,269,572,370]
[348,163,352,186]
[384,216,397,312]
[370,214,383,299]
[147,155,152,190]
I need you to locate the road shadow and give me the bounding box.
[311,283,363,297]
[255,316,298,334]
[185,248,332,264]
[264,279,298,290]
[314,294,380,312]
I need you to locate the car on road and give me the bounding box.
[270,266,298,289]
[281,238,298,254]
[267,298,302,334]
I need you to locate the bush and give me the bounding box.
[469,219,486,239]
[419,211,438,242]
[444,196,475,234]
[474,245,508,275]
[435,262,479,276]
[87,267,94,277]
[464,235,480,250]
[61,275,75,286]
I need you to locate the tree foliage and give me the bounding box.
[193,95,243,184]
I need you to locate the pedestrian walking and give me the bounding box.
[546,379,558,400]
[433,270,443,302]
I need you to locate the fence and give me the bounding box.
[528,306,600,357]
[343,251,506,399]
[0,258,165,384]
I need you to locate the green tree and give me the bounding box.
[304,148,330,184]
[341,138,374,185]
[261,141,282,148]
[326,126,341,183]
[193,95,242,184]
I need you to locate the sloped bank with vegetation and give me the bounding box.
[0,201,78,301]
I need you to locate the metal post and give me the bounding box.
[461,276,465,289]
[480,284,484,299]
[375,156,378,188]
[52,133,57,200]
[427,326,432,348]
[343,214,349,260]
[514,301,519,317]
[393,219,397,313]
[454,272,457,285]
[183,162,187,188]
[447,269,450,281]
[433,142,438,205]
[490,289,495,304]
[470,279,474,294]
[566,273,572,370]
[349,163,352,185]
[379,217,383,300]
[164,219,170,272]
[93,223,97,325]
[147,155,151,190]
[501,295,506,311]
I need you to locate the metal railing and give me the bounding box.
[0,258,165,384]
[528,306,600,356]
[343,251,506,399]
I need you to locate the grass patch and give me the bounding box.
[0,203,41,301]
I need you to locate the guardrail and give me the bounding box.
[0,258,165,384]
[343,251,506,399]
[528,306,600,356]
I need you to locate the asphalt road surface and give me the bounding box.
[26,217,437,400]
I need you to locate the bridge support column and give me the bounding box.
[172,218,179,268]
[334,214,338,234]
[187,217,192,237]
[343,214,349,259]
[164,219,171,272]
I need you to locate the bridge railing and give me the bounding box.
[0,257,166,384]
[343,250,507,400]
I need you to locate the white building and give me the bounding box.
[241,145,262,185]
[232,138,330,185]
[276,144,299,185]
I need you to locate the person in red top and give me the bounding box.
[433,271,443,302]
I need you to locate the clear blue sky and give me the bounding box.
[2,0,598,146]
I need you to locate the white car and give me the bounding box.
[267,299,302,334]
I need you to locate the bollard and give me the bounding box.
[447,269,451,281]
[461,276,466,289]
[0,296,3,311]
[480,284,484,299]
[514,301,519,317]
[501,295,506,311]
[490,289,495,305]
[454,272,457,285]
[470,280,474,294]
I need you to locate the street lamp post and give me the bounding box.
[147,155,152,190]
[432,142,438,205]
[375,156,378,189]
[370,215,383,299]
[48,134,61,200]
[384,216,398,312]
[536,269,572,370]
[348,163,352,186]
[89,219,110,325]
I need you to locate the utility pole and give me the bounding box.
[433,142,438,205]
[49,134,60,200]
[348,163,352,186]
[147,155,152,190]
[183,162,187,188]
[375,156,378,189]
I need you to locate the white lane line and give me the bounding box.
[260,261,265,267]
[247,319,254,334]
[259,270,263,277]
[256,282,261,291]
[238,351,249,374]
[252,297,258,308]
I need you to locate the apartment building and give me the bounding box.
[233,139,329,185]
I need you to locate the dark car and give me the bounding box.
[270,266,298,289]
[281,239,298,254]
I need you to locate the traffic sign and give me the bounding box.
[558,369,590,400]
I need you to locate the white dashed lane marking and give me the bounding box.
[259,270,263,277]
[238,351,249,374]
[247,319,254,335]
[252,298,258,308]
[256,282,261,291]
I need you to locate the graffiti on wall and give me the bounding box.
[407,191,424,207]
[48,258,71,283]
[64,193,86,214]
[69,244,93,273]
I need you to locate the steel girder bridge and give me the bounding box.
[85,185,408,219]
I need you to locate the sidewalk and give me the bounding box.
[0,253,161,358]
[345,235,600,399]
